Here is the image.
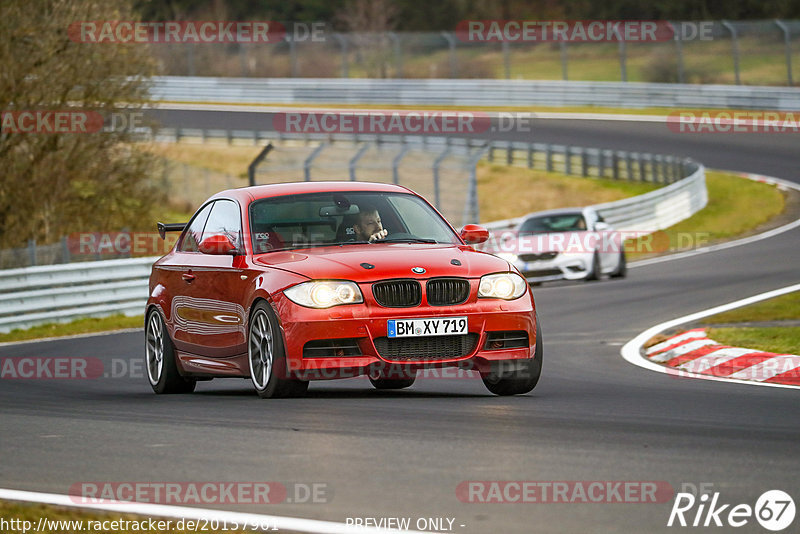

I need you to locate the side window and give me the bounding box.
[179,202,214,252]
[203,199,242,250]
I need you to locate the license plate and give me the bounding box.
[387,317,468,338]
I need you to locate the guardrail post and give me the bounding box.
[388,32,403,78]
[349,143,371,181]
[304,143,327,181]
[488,144,494,162]
[625,152,633,181]
[392,144,410,184]
[546,145,553,172]
[654,154,663,183]
[527,144,534,168]
[248,143,273,186]
[674,24,685,84]
[333,33,349,78]
[614,27,627,82]
[612,152,620,180]
[598,149,606,178]
[581,148,588,177]
[774,19,793,86]
[441,32,458,78]
[673,158,681,182]
[506,142,513,165]
[463,144,489,225]
[186,45,195,76]
[560,41,568,80]
[433,144,452,209]
[722,21,741,85]
[27,239,36,267]
[502,40,511,79]
[61,236,71,264]
[564,146,572,175]
[287,35,298,77]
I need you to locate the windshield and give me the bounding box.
[518,213,587,235]
[248,191,460,253]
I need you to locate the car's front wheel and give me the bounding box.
[482,317,542,396]
[145,309,196,394]
[610,250,627,278]
[248,302,309,398]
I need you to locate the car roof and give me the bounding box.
[209,181,413,204]
[521,207,594,220]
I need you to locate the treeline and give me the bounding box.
[133,0,800,31]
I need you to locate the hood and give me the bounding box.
[254,243,509,282]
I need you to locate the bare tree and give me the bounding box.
[0,0,162,249]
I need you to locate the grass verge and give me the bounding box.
[477,162,659,222]
[702,292,800,324]
[626,170,785,260]
[0,315,143,344]
[706,327,800,355]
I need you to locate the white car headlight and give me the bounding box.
[284,281,364,308]
[478,272,528,300]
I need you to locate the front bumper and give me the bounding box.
[273,291,538,380]
[512,252,594,282]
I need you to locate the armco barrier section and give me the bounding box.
[150,77,800,111]
[0,134,704,333]
[0,257,156,333]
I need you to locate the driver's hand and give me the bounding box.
[368,229,388,242]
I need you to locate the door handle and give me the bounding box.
[182,273,196,283]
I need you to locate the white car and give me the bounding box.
[488,207,627,283]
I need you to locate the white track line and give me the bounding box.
[621,283,800,389]
[0,488,425,534]
[0,328,141,348]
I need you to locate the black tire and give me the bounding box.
[610,250,627,278]
[145,309,196,394]
[584,252,601,281]
[248,302,309,398]
[482,317,542,396]
[369,375,416,390]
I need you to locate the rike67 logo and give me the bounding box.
[668,488,795,531]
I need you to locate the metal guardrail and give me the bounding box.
[151,76,800,110]
[481,142,705,233]
[0,130,704,333]
[0,257,155,333]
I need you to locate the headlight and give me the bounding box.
[495,252,518,263]
[284,281,364,308]
[478,272,527,300]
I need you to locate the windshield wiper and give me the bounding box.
[382,237,438,244]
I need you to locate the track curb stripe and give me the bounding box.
[621,283,800,390]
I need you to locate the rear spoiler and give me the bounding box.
[157,222,187,240]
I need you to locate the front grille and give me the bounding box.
[303,338,362,358]
[519,252,558,262]
[484,331,529,350]
[426,278,470,306]
[373,334,479,361]
[372,280,421,307]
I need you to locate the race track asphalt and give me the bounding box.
[1,109,798,533]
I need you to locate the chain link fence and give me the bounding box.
[149,22,800,86]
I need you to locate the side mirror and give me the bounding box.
[199,234,237,255]
[460,224,490,245]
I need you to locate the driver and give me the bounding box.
[353,204,388,242]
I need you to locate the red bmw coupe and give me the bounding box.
[145,181,542,398]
